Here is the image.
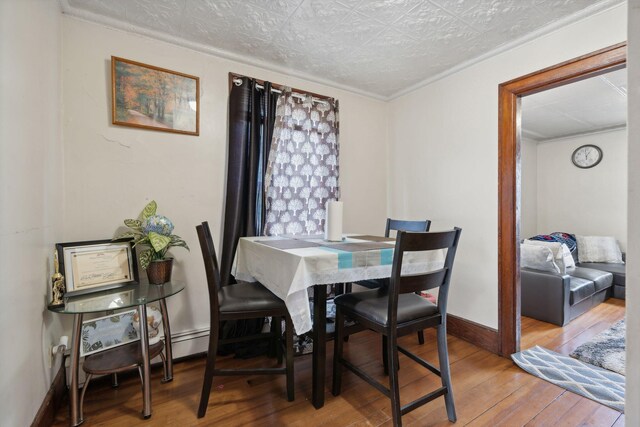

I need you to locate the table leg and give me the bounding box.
[312,285,327,409]
[158,298,173,382]
[70,313,83,426]
[138,304,152,419]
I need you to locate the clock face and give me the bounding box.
[572,144,602,169]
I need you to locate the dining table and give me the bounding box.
[234,233,445,408]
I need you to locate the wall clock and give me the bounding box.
[571,144,602,169]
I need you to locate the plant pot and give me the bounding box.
[146,258,173,284]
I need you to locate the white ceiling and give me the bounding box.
[522,67,627,142]
[61,0,624,99]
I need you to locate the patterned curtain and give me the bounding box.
[264,90,339,236]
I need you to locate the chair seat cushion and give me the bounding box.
[334,289,438,326]
[576,262,625,286]
[219,281,286,313]
[569,267,613,292]
[569,277,595,305]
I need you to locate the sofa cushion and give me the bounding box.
[569,277,595,305]
[576,235,624,263]
[569,267,613,293]
[520,244,561,273]
[523,240,574,272]
[577,262,626,286]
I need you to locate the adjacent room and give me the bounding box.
[1,1,638,426]
[518,68,627,392]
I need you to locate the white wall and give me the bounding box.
[521,138,538,239]
[62,17,388,357]
[388,4,627,328]
[625,1,639,423]
[535,129,627,249]
[0,0,64,425]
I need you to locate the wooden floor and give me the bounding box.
[53,299,625,426]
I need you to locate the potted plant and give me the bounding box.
[115,200,189,284]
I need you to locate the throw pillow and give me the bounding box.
[523,240,568,274]
[576,235,624,264]
[520,244,561,274]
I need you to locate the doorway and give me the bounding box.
[497,42,627,356]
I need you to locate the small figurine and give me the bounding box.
[50,251,65,307]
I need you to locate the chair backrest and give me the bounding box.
[385,218,431,237]
[196,221,221,312]
[388,228,462,327]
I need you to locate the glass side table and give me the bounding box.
[48,280,185,426]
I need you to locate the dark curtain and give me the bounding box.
[220,77,278,287]
[217,77,278,357]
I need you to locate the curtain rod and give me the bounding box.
[232,77,330,105]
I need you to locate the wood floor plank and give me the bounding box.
[464,379,565,426]
[53,299,625,426]
[525,391,582,426]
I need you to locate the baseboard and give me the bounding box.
[31,364,66,427]
[447,314,499,354]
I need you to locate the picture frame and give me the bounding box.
[56,239,139,297]
[111,56,199,135]
[80,309,139,356]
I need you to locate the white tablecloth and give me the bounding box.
[234,235,445,334]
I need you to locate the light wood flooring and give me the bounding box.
[53,298,625,426]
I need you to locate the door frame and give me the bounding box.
[497,42,627,356]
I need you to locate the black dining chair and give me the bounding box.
[333,228,462,427]
[355,218,431,344]
[196,222,294,418]
[356,218,431,290]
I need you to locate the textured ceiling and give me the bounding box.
[61,0,624,99]
[522,68,627,142]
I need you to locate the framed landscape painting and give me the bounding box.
[111,56,199,135]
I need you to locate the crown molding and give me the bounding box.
[388,0,626,100]
[58,0,387,102]
[59,0,625,103]
[536,124,627,144]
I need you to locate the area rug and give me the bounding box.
[570,320,625,375]
[512,346,625,412]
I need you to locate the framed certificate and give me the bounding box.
[56,239,139,296]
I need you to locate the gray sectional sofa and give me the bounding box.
[521,248,625,327]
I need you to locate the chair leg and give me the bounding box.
[437,324,457,422]
[387,332,402,427]
[285,315,295,402]
[382,335,389,375]
[332,309,345,396]
[417,330,425,345]
[198,322,220,418]
[275,316,283,365]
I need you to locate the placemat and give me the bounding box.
[321,241,394,252]
[257,239,321,250]
[349,235,396,242]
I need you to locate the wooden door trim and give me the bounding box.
[497,42,626,356]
